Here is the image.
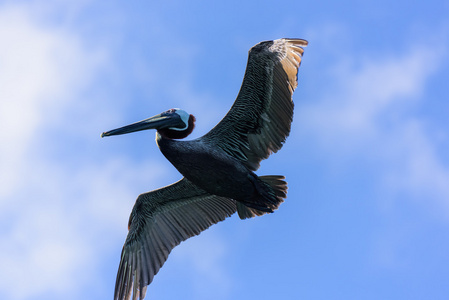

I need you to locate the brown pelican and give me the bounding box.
[102,38,308,300]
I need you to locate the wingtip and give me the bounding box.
[283,38,308,47]
[270,38,308,60]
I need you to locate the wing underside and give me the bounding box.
[114,178,237,300]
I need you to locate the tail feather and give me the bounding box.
[237,175,288,220]
[236,202,266,219]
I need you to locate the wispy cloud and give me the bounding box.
[3,2,448,299]
[0,3,235,299]
[0,3,104,299]
[298,24,449,215]
[169,232,233,300]
[0,3,162,299]
[0,2,103,197]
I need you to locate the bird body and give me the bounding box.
[157,135,283,212]
[157,137,252,198]
[102,38,308,300]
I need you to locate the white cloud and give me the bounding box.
[0,3,139,299]
[6,5,446,300]
[0,201,90,298]
[301,41,443,142]
[0,4,103,200]
[298,27,449,213]
[0,3,234,299]
[169,232,233,300]
[0,4,90,298]
[383,120,449,211]
[0,155,171,299]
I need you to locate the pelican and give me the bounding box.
[102,38,308,300]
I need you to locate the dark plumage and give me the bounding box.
[101,38,308,300]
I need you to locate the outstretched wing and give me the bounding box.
[114,178,237,300]
[202,38,307,171]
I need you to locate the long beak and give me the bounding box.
[101,112,183,138]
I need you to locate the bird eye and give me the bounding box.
[161,109,173,116]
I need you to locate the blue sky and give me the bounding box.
[1,0,448,299]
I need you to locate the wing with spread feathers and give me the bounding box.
[114,178,236,300]
[202,38,308,170]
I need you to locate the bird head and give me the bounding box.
[101,108,196,139]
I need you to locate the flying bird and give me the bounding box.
[102,38,308,300]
